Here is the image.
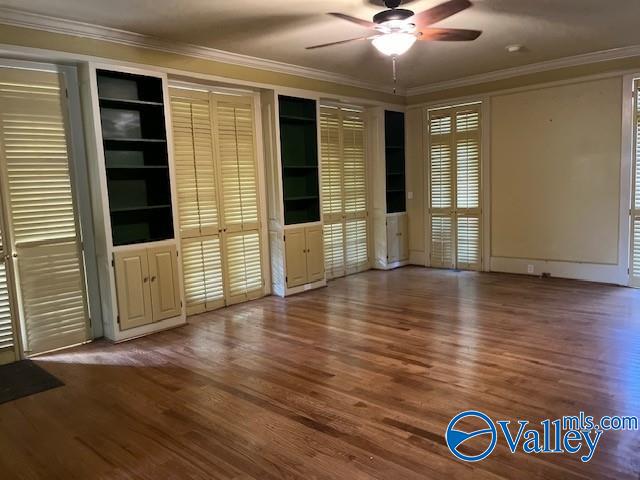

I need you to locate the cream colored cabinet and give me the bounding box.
[114,246,181,330]
[114,249,153,330]
[148,246,182,321]
[387,214,409,264]
[305,226,325,283]
[285,226,325,288]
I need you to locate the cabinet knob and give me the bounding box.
[151,276,156,282]
[143,277,149,283]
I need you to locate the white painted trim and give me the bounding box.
[623,73,639,287]
[0,7,402,95]
[407,44,640,97]
[480,96,491,272]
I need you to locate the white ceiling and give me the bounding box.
[3,0,640,90]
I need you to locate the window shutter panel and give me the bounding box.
[170,89,219,238]
[216,97,259,232]
[428,105,482,271]
[323,222,345,279]
[320,107,343,221]
[225,231,262,304]
[181,236,224,314]
[632,83,640,286]
[0,67,89,354]
[320,106,369,279]
[0,226,14,351]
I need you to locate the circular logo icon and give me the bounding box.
[445,410,497,462]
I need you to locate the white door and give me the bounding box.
[0,66,90,355]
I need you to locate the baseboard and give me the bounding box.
[490,256,628,286]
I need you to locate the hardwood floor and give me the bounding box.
[1,267,639,479]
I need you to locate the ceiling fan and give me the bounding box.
[306,0,481,57]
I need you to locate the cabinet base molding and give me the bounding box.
[110,315,186,343]
[374,260,409,271]
[275,278,327,298]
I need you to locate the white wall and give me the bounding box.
[407,75,631,285]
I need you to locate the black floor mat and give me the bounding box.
[0,360,64,404]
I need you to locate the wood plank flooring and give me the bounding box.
[1,267,639,479]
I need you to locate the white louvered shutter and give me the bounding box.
[170,88,225,314]
[429,110,455,268]
[320,106,369,279]
[0,67,89,354]
[343,110,368,273]
[215,96,263,303]
[428,104,481,271]
[0,223,15,357]
[632,81,640,287]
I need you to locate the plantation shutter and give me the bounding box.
[428,104,481,270]
[170,88,219,239]
[632,81,640,287]
[342,110,368,273]
[0,222,15,358]
[429,111,455,268]
[0,67,89,354]
[215,96,263,304]
[320,106,368,279]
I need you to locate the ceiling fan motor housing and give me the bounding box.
[373,8,414,24]
[383,0,403,8]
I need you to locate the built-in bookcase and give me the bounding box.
[385,110,406,214]
[97,70,174,246]
[278,95,320,225]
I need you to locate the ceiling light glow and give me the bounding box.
[372,32,417,56]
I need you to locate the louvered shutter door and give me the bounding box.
[170,88,225,314]
[454,108,481,270]
[429,110,455,268]
[215,96,263,303]
[0,224,15,356]
[632,82,640,286]
[320,107,344,279]
[0,67,89,354]
[343,110,368,273]
[320,106,369,279]
[428,105,482,271]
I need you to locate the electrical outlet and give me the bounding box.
[527,264,534,274]
[407,191,414,200]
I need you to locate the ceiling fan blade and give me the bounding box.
[328,12,376,28]
[412,0,472,27]
[306,36,374,50]
[419,27,481,41]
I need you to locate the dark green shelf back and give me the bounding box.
[385,110,406,214]
[279,95,320,225]
[97,69,174,246]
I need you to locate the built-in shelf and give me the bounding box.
[111,204,171,214]
[106,165,169,170]
[99,97,164,107]
[280,114,316,123]
[282,165,317,170]
[385,110,406,214]
[103,137,167,143]
[279,95,320,225]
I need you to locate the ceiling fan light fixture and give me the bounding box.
[372,32,417,56]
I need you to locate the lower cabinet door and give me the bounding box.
[114,249,153,330]
[305,226,325,283]
[285,228,307,288]
[398,214,409,261]
[148,245,182,322]
[386,215,400,263]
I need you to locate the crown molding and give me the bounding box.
[0,7,405,95]
[406,44,640,97]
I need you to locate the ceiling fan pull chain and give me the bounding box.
[392,55,398,94]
